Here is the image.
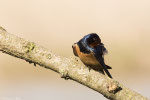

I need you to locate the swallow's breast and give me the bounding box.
[72,44,78,56]
[75,44,100,67]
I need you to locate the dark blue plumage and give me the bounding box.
[72,33,112,78]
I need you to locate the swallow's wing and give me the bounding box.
[78,39,91,54]
[100,43,108,55]
[92,46,112,78]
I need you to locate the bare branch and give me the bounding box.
[0,27,148,100]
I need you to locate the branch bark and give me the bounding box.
[0,27,148,100]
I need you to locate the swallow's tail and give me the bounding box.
[106,65,112,69]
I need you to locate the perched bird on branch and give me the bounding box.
[72,33,112,78]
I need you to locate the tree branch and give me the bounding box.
[0,27,148,100]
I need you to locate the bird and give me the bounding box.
[72,33,112,78]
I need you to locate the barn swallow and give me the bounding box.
[72,33,112,78]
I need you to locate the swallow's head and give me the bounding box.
[86,33,101,48]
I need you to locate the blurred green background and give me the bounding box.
[0,0,150,100]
